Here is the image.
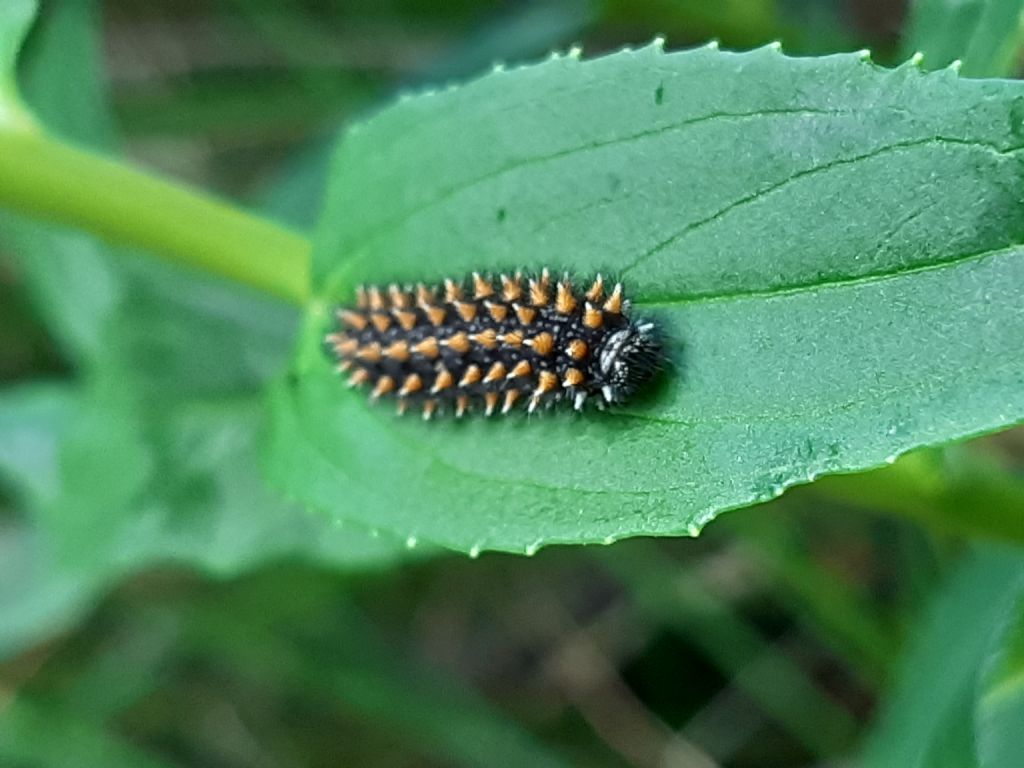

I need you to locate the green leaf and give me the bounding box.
[185,594,571,768]
[1,0,405,633]
[0,219,122,365]
[862,548,1024,768]
[47,393,405,575]
[816,447,1024,546]
[15,0,115,147]
[0,385,100,659]
[2,1,301,380]
[975,583,1024,767]
[100,258,299,401]
[268,42,1024,554]
[0,382,76,506]
[0,0,36,131]
[902,0,1024,76]
[0,386,407,659]
[3,0,300,398]
[603,542,859,756]
[0,696,175,768]
[1,3,417,660]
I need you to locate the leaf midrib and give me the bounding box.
[306,235,1024,509]
[635,240,1024,308]
[621,136,1024,277]
[302,352,1024,513]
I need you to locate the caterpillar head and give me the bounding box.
[595,320,662,404]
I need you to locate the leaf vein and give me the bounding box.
[621,136,1023,279]
[635,241,1023,308]
[342,107,853,258]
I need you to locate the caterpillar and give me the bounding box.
[325,270,661,419]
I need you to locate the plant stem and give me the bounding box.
[0,128,311,304]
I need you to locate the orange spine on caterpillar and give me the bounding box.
[325,270,661,420]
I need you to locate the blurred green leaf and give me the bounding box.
[4,0,299,391]
[817,447,1024,546]
[100,260,298,401]
[268,43,1024,554]
[0,220,121,366]
[0,382,75,505]
[602,0,791,49]
[0,386,407,659]
[0,271,64,380]
[605,542,858,756]
[727,510,899,685]
[1,0,120,365]
[421,0,595,82]
[0,2,412,658]
[975,583,1024,767]
[0,696,175,768]
[185,596,571,768]
[0,384,99,658]
[862,548,1024,768]
[902,0,1024,76]
[255,138,333,230]
[44,393,405,575]
[0,0,34,77]
[16,0,116,147]
[0,0,35,130]
[113,73,377,141]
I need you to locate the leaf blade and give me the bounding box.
[862,548,1024,768]
[975,581,1024,767]
[272,43,1024,553]
[0,0,36,130]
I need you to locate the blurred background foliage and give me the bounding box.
[2,1,1024,766]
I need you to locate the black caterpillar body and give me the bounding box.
[325,270,660,419]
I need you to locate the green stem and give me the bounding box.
[0,128,311,304]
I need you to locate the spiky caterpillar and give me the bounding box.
[325,270,661,419]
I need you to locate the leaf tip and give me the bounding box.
[468,543,483,558]
[405,535,418,549]
[706,38,721,51]
[949,58,963,74]
[910,51,925,68]
[857,48,872,63]
[524,540,542,556]
[651,35,666,52]
[768,40,783,52]
[568,44,584,60]
[602,535,617,545]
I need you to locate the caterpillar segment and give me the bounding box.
[327,272,660,419]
